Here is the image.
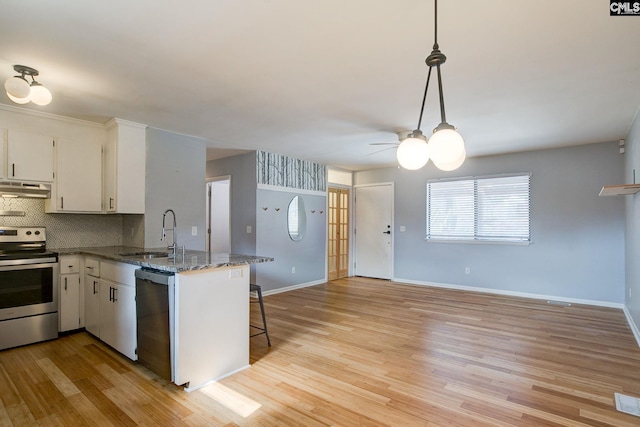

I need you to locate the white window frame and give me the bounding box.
[426,173,531,245]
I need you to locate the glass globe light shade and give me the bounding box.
[7,92,31,104]
[432,146,466,171]
[397,135,430,170]
[428,128,465,169]
[29,83,52,106]
[4,76,30,99]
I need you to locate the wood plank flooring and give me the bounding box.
[1,277,640,426]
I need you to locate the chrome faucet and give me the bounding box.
[161,209,183,259]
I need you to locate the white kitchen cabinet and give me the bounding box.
[84,258,101,336]
[0,130,6,179]
[59,256,81,332]
[45,138,102,213]
[6,130,54,182]
[104,118,146,213]
[83,258,138,360]
[99,279,137,360]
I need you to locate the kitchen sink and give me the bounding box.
[119,251,169,259]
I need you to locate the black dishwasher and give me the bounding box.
[135,268,175,381]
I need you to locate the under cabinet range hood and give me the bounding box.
[0,181,51,198]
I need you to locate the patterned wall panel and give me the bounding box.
[0,198,130,249]
[256,151,326,192]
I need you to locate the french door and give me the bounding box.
[328,187,350,281]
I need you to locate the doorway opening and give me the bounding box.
[328,187,350,281]
[206,176,231,253]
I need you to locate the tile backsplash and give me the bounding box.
[0,198,144,249]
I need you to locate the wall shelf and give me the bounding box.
[599,184,640,196]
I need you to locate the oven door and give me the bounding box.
[0,260,58,321]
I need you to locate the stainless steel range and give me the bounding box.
[0,226,58,350]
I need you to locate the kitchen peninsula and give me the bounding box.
[56,246,273,391]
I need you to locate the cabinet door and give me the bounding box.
[7,130,54,182]
[0,130,6,179]
[103,135,116,212]
[84,274,101,336]
[54,138,102,212]
[59,274,81,331]
[98,280,137,360]
[104,120,145,213]
[112,283,137,360]
[99,279,116,348]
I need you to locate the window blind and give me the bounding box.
[426,173,530,243]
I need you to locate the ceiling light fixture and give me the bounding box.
[397,0,466,171]
[4,65,52,106]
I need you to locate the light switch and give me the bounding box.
[191,226,197,236]
[246,226,252,233]
[400,226,406,232]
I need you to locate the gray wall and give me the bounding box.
[144,127,207,250]
[207,153,327,292]
[206,152,257,255]
[255,189,327,292]
[625,113,640,327]
[355,141,626,304]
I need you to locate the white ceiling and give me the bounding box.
[1,1,639,171]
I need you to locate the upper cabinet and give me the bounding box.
[45,138,103,213]
[6,130,54,182]
[104,119,146,214]
[0,130,6,179]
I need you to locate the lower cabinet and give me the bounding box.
[59,256,81,332]
[82,258,137,360]
[99,279,137,360]
[84,272,101,336]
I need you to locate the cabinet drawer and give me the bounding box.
[59,256,80,274]
[101,260,137,287]
[85,257,100,277]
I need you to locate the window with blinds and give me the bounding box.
[426,173,530,243]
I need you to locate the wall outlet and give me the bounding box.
[292,266,295,274]
[246,226,252,234]
[465,267,471,275]
[191,226,197,236]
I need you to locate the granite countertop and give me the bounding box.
[53,246,274,273]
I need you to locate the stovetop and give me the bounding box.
[0,226,57,263]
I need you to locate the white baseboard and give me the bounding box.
[623,306,640,348]
[262,279,326,297]
[393,278,624,309]
[393,277,626,309]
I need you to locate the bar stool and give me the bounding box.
[250,283,271,346]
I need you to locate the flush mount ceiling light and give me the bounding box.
[4,65,52,106]
[396,0,466,171]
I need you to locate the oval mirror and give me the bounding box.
[287,195,307,241]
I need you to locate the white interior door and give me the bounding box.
[207,177,231,253]
[354,184,393,279]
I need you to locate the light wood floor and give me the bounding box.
[1,277,640,426]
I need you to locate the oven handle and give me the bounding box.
[0,258,58,268]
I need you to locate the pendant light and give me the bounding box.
[4,65,52,106]
[396,0,465,171]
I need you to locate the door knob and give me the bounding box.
[382,231,391,234]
